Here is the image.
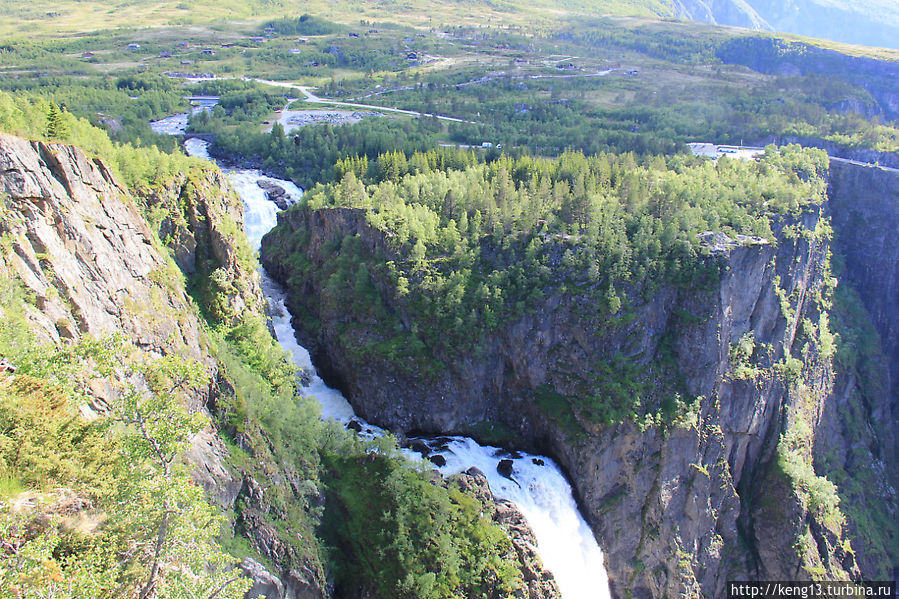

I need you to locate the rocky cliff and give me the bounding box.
[132,163,266,327]
[671,0,769,31]
[0,132,328,598]
[0,134,205,357]
[829,163,899,410]
[262,191,870,597]
[818,161,899,578]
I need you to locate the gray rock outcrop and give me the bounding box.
[454,468,561,599]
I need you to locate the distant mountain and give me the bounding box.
[670,0,768,30]
[671,0,899,49]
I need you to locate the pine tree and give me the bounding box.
[45,103,68,140]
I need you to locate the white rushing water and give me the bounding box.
[150,101,218,136]
[421,437,610,599]
[179,135,611,599]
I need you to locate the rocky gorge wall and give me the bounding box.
[828,162,899,419]
[817,161,899,578]
[262,193,865,597]
[0,133,329,598]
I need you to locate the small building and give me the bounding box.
[368,29,379,34]
[264,27,277,34]
[221,43,236,48]
[127,43,140,50]
[160,51,173,58]
[297,38,308,44]
[481,142,493,149]
[202,49,215,55]
[176,42,190,48]
[289,48,302,55]
[81,52,95,59]
[181,60,193,65]
[250,37,265,43]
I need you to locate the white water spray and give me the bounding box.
[178,133,611,599]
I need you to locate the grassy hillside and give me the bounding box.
[0,0,671,37]
[9,0,899,55]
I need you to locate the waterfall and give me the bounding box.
[179,134,611,599]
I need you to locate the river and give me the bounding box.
[160,114,610,597]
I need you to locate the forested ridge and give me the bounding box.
[264,144,829,422]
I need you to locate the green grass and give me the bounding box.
[0,0,677,38]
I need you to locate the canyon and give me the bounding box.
[261,157,899,597]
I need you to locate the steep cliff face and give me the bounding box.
[262,200,858,596]
[746,0,899,50]
[819,161,899,578]
[678,0,899,50]
[134,165,266,327]
[0,133,328,599]
[0,134,205,359]
[671,0,769,31]
[829,163,899,408]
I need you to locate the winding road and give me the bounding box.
[231,79,899,175]
[252,78,473,123]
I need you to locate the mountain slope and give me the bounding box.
[9,0,899,52]
[676,0,899,49]
[671,0,769,30]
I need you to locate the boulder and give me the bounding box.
[240,558,285,599]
